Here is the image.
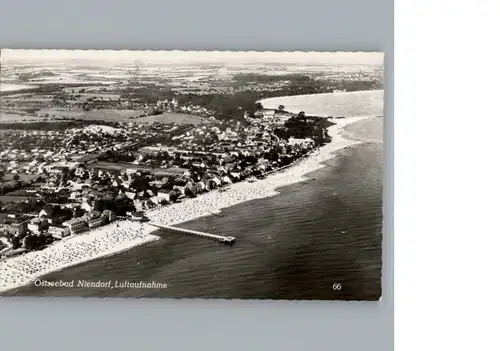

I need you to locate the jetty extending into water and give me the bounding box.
[149,223,236,245]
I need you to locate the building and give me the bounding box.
[288,137,315,146]
[125,191,136,200]
[62,217,87,234]
[255,109,276,121]
[39,205,71,224]
[39,206,56,222]
[157,191,170,203]
[138,145,177,156]
[270,113,291,126]
[48,225,71,239]
[81,201,92,212]
[101,210,116,223]
[0,216,29,236]
[27,221,41,235]
[85,212,103,229]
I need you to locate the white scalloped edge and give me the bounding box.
[0,49,384,65]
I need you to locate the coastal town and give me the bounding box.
[0,97,334,260]
[0,50,384,297]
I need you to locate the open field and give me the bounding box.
[1,109,207,125]
[133,112,207,124]
[1,93,53,119]
[0,195,35,202]
[0,112,42,123]
[0,83,38,92]
[35,108,143,121]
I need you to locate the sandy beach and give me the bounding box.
[0,222,159,293]
[146,116,372,227]
[0,91,382,294]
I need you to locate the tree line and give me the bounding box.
[274,112,333,146]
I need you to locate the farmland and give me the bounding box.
[132,112,206,125]
[35,108,143,121]
[0,112,43,123]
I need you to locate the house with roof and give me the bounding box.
[48,224,70,239]
[62,217,87,234]
[81,201,92,212]
[0,216,30,236]
[133,199,144,212]
[39,206,54,219]
[28,218,44,235]
[101,209,116,223]
[124,191,136,200]
[85,211,104,229]
[157,191,171,203]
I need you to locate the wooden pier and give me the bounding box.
[149,223,236,245]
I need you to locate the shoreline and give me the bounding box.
[0,221,160,293]
[340,116,383,144]
[146,116,372,228]
[0,115,374,294]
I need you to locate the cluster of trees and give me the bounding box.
[174,90,272,121]
[44,206,73,226]
[40,189,75,204]
[129,173,154,193]
[81,97,121,111]
[9,230,55,251]
[121,85,175,104]
[0,175,25,196]
[332,79,383,92]
[274,112,332,146]
[93,197,135,216]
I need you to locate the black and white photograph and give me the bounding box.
[0,49,384,300]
